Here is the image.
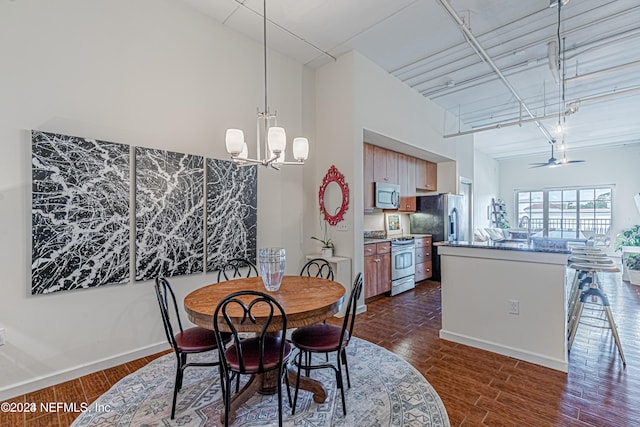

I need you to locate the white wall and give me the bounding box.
[0,0,311,399]
[314,51,474,300]
[310,49,355,258]
[473,150,501,229]
[498,144,640,239]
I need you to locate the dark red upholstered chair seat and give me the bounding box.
[290,273,363,417]
[175,327,226,352]
[155,277,228,420]
[214,291,292,427]
[291,324,347,352]
[224,336,292,372]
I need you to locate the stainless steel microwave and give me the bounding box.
[375,182,400,209]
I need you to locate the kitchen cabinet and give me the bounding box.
[414,236,433,282]
[363,143,375,210]
[373,145,398,184]
[397,153,416,212]
[416,158,437,191]
[364,241,391,299]
[363,143,437,211]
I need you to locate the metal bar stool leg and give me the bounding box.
[604,306,626,365]
[568,271,592,332]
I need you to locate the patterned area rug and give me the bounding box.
[72,337,449,426]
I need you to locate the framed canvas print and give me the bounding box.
[31,131,130,294]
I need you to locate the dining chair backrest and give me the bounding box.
[155,277,184,352]
[213,290,288,374]
[339,273,363,347]
[217,258,259,282]
[300,258,334,280]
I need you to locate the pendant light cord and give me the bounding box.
[263,0,268,114]
[556,0,562,137]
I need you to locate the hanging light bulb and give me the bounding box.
[292,137,309,162]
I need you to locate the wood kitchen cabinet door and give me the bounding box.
[397,153,416,212]
[415,261,433,282]
[416,159,437,191]
[373,146,398,184]
[364,250,378,299]
[363,143,375,211]
[364,242,392,299]
[414,237,433,282]
[377,252,391,294]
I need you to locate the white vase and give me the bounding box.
[321,247,333,259]
[628,269,640,286]
[622,246,640,281]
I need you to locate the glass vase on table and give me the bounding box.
[258,248,286,291]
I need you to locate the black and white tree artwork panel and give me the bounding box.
[135,147,204,280]
[206,159,257,271]
[31,130,130,295]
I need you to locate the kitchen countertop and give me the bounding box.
[364,234,432,244]
[434,240,571,254]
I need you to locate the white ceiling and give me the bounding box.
[181,0,640,162]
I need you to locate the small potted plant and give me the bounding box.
[312,219,335,259]
[625,253,640,285]
[311,235,334,259]
[614,225,640,281]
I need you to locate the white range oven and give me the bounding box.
[390,237,416,296]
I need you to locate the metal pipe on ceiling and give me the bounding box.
[437,0,555,144]
[398,1,635,83]
[421,27,640,100]
[443,85,640,138]
[565,60,640,84]
[404,6,640,94]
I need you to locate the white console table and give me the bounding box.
[305,255,352,317]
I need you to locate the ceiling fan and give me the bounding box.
[529,143,585,168]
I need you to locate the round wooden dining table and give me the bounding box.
[184,275,346,422]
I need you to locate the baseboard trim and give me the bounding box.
[439,330,568,373]
[0,342,169,401]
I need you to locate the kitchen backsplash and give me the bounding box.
[364,229,386,239]
[364,212,410,238]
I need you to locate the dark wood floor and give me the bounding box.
[2,272,640,426]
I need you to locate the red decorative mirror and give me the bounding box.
[319,165,349,226]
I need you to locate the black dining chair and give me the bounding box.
[154,277,230,419]
[290,273,363,416]
[299,258,334,280]
[213,290,292,427]
[216,258,259,282]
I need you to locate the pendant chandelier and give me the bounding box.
[225,0,309,169]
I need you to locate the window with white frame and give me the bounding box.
[516,187,612,243]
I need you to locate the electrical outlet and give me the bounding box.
[508,300,520,315]
[0,328,6,346]
[336,222,348,231]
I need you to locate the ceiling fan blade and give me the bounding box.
[528,144,586,168]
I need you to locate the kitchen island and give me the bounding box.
[436,241,570,372]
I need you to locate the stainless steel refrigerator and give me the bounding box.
[409,193,468,280]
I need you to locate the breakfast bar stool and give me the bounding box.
[567,263,625,365]
[566,257,615,323]
[567,262,618,329]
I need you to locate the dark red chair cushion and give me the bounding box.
[291,323,348,352]
[175,327,221,352]
[224,336,291,372]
